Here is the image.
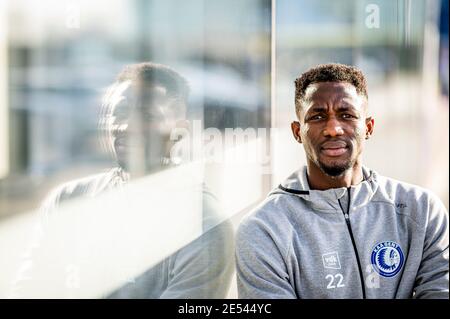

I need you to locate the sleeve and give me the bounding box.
[159,219,235,298]
[413,194,449,299]
[235,217,297,299]
[158,187,235,299]
[7,186,64,298]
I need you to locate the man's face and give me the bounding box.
[292,82,373,177]
[103,81,186,174]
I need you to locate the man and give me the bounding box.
[236,63,449,299]
[11,62,234,299]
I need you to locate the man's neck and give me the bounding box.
[306,161,364,190]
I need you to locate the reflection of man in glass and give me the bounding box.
[100,63,189,178]
[12,63,234,299]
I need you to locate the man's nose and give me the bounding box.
[323,117,344,137]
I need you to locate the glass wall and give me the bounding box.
[0,0,271,298]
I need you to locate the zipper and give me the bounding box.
[338,187,366,299]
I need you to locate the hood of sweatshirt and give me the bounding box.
[269,166,381,213]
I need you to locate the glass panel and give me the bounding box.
[0,0,271,298]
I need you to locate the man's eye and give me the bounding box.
[113,108,130,121]
[309,114,325,121]
[342,114,356,119]
[141,108,163,120]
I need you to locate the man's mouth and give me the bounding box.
[114,137,129,148]
[114,138,143,153]
[320,141,348,157]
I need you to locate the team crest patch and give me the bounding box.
[371,241,404,278]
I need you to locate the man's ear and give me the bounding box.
[171,120,190,142]
[291,121,302,143]
[175,119,190,130]
[365,117,374,139]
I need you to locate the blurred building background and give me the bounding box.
[0,0,448,298]
[274,0,449,210]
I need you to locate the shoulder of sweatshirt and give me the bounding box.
[236,192,299,255]
[373,173,448,227]
[40,169,119,216]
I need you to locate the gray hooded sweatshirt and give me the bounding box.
[236,166,449,299]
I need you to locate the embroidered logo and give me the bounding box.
[322,252,341,270]
[371,241,404,278]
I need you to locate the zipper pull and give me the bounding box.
[344,213,349,220]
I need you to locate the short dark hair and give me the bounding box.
[116,62,190,100]
[100,62,190,124]
[294,63,368,114]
